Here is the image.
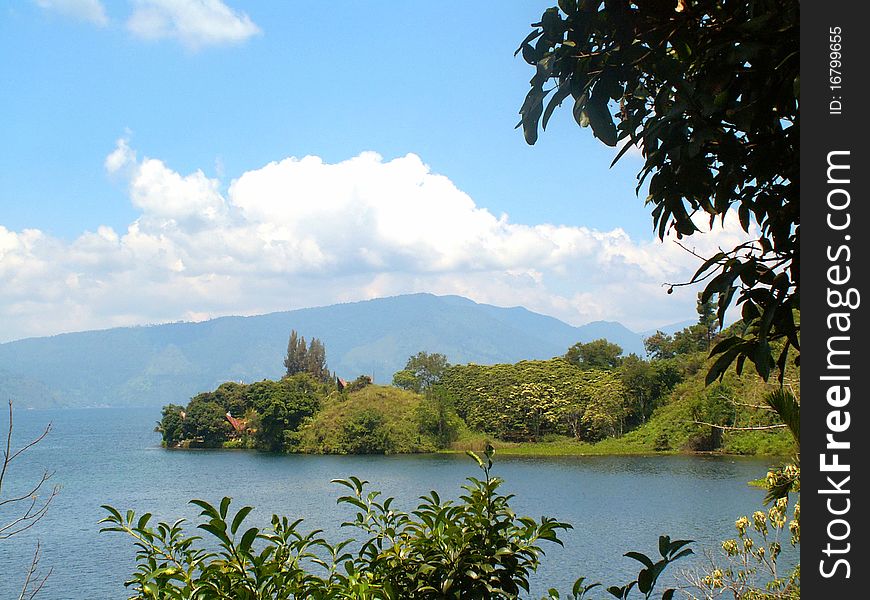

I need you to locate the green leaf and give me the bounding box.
[238,527,259,555]
[666,539,693,557]
[670,548,694,562]
[705,343,746,385]
[658,535,670,558]
[230,506,254,535]
[101,505,123,523]
[136,513,152,531]
[624,551,654,569]
[585,98,618,146]
[198,522,230,545]
[558,0,577,14]
[765,388,800,443]
[521,43,541,65]
[709,335,742,357]
[520,87,546,145]
[543,82,573,131]
[637,568,653,594]
[466,450,484,469]
[610,135,639,167]
[572,94,590,127]
[515,29,544,58]
[219,496,231,519]
[190,499,217,518]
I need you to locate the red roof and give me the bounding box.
[225,412,246,433]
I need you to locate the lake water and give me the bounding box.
[1,408,796,599]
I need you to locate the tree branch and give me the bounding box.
[1,399,56,598]
[693,421,786,432]
[18,540,52,600]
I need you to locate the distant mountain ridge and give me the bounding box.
[1,294,666,409]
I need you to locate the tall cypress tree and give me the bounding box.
[283,330,308,376]
[306,338,328,382]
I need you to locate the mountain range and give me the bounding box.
[0,294,682,409]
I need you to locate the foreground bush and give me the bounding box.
[102,447,692,599]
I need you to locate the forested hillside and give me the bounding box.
[161,301,795,457]
[0,294,653,408]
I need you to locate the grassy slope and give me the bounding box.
[295,385,434,454]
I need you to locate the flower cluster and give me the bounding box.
[694,486,799,598]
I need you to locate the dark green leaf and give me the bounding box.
[239,527,259,555]
[585,98,618,146]
[658,535,670,558]
[637,568,653,594]
[230,506,254,535]
[624,551,654,569]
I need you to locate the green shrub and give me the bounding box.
[102,448,691,599]
[339,409,392,454]
[345,375,373,393]
[653,432,671,452]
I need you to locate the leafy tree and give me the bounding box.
[296,385,435,454]
[392,351,450,393]
[441,360,585,439]
[250,375,321,451]
[158,404,185,447]
[644,295,721,361]
[442,359,632,442]
[518,0,799,381]
[580,372,629,439]
[183,399,229,447]
[391,369,418,392]
[211,381,248,416]
[684,382,736,450]
[619,354,673,425]
[415,387,462,448]
[513,382,568,441]
[565,338,623,369]
[644,330,675,361]
[670,325,708,356]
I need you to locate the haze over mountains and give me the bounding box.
[1,294,682,409]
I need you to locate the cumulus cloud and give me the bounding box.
[34,0,109,26]
[127,0,260,49]
[0,141,757,342]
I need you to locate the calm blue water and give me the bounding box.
[1,408,795,599]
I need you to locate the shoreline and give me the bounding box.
[165,441,790,460]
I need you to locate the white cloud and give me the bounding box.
[127,0,260,49]
[0,143,757,342]
[104,136,136,173]
[34,0,108,26]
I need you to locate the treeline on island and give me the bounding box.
[158,296,795,456]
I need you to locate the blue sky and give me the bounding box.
[0,1,750,342]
